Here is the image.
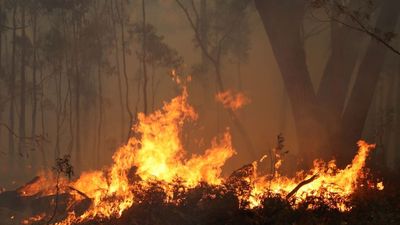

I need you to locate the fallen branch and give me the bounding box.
[286,174,318,199]
[68,186,90,200]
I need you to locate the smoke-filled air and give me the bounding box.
[0,1,399,225]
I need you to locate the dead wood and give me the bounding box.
[286,174,318,199]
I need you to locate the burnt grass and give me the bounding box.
[73,181,400,225]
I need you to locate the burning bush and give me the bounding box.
[9,84,386,225]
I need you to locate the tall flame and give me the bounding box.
[53,86,234,224]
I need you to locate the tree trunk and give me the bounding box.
[54,61,63,160]
[0,4,3,146]
[8,4,17,171]
[255,0,400,167]
[31,9,38,171]
[116,0,133,139]
[200,0,208,66]
[176,0,258,159]
[395,62,400,169]
[151,65,156,111]
[96,62,103,167]
[39,63,47,169]
[61,14,74,156]
[19,3,27,159]
[110,0,125,141]
[142,0,148,115]
[254,0,329,166]
[340,0,400,165]
[73,22,81,171]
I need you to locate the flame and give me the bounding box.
[247,141,378,210]
[18,84,383,225]
[48,86,234,224]
[215,90,250,111]
[22,213,46,225]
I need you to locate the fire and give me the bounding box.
[21,213,46,225]
[216,90,250,111]
[54,85,234,224]
[19,82,383,225]
[248,141,378,210]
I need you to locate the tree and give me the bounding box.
[254,0,400,167]
[114,0,134,140]
[175,0,257,158]
[131,23,183,110]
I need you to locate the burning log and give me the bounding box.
[285,174,319,200]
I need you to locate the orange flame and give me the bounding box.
[19,84,382,225]
[216,90,250,111]
[49,86,234,224]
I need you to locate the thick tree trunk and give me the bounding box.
[255,0,400,167]
[340,0,400,165]
[255,0,329,166]
[316,22,364,152]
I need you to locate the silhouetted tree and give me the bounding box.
[254,0,400,167]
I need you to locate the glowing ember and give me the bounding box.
[216,90,250,111]
[18,82,383,225]
[22,213,46,225]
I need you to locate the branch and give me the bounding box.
[1,23,30,30]
[286,174,318,199]
[175,0,218,67]
[0,122,49,149]
[315,1,400,56]
[345,11,400,56]
[190,0,200,30]
[68,186,91,200]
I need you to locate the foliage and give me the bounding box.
[53,154,74,180]
[131,23,183,69]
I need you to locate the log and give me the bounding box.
[286,174,318,199]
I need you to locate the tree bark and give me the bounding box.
[255,0,329,166]
[340,0,400,165]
